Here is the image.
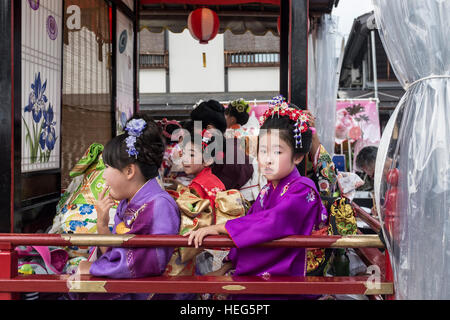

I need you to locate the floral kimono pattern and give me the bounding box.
[306,144,358,276]
[224,169,328,299]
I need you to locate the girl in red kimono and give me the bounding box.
[181,121,226,212]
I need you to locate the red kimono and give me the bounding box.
[189,167,225,215]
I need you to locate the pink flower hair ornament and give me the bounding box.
[260,95,312,148]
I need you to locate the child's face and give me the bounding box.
[181,142,205,176]
[103,164,129,201]
[258,131,303,186]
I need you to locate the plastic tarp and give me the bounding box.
[308,14,339,155]
[373,0,450,299]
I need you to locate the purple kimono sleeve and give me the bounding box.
[90,195,180,279]
[225,183,326,249]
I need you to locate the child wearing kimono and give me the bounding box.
[186,97,328,299]
[72,114,180,300]
[190,99,254,191]
[160,122,226,300]
[180,120,226,209]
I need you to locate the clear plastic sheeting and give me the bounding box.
[373,0,450,299]
[307,14,339,154]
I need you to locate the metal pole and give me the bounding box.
[370,30,378,100]
[0,233,385,249]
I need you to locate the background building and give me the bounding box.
[139,28,280,119]
[338,11,405,133]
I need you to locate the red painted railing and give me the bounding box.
[0,231,393,299]
[0,202,395,300]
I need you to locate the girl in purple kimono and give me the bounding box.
[185,97,328,299]
[73,114,180,300]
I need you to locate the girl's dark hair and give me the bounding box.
[259,104,312,157]
[225,103,250,126]
[103,113,165,181]
[190,99,227,133]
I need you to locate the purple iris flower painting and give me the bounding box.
[39,104,57,152]
[28,0,39,10]
[24,72,47,123]
[23,72,58,164]
[47,15,58,40]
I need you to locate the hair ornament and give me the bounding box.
[192,99,204,110]
[230,98,250,114]
[125,118,147,158]
[261,95,311,148]
[201,129,212,152]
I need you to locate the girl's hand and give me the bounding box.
[96,187,114,229]
[184,225,224,248]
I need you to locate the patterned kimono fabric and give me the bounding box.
[224,168,328,300]
[163,167,226,299]
[224,124,249,140]
[189,167,226,215]
[306,145,357,276]
[69,178,180,300]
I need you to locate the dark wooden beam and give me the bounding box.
[0,0,13,232]
[134,0,139,113]
[290,0,308,108]
[279,0,289,98]
[280,0,309,176]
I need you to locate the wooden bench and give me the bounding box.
[0,232,393,299]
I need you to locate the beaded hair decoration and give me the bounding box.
[260,95,311,148]
[124,118,147,158]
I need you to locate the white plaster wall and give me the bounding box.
[139,69,166,93]
[228,67,279,92]
[169,29,224,93]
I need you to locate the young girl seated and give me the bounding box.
[73,113,180,300]
[162,122,226,299]
[185,97,328,299]
[180,121,226,226]
[191,99,254,191]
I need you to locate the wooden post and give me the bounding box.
[279,0,308,108]
[0,0,16,233]
[280,0,309,175]
[0,243,19,300]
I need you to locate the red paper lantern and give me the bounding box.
[187,8,220,44]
